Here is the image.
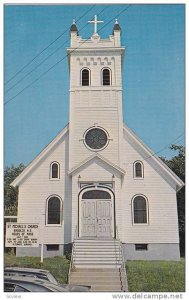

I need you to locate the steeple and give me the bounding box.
[112,19,121,46]
[70,19,79,47]
[70,19,79,34]
[112,19,121,33]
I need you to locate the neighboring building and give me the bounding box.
[11,17,184,260]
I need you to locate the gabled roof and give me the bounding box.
[11,125,69,187]
[11,121,184,192]
[68,153,126,176]
[123,123,184,191]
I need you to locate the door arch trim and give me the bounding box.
[78,186,116,238]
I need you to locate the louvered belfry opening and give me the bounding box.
[82,69,90,86]
[102,68,110,85]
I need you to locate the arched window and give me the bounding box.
[81,68,90,86]
[132,195,148,224]
[50,162,60,179]
[102,68,111,85]
[82,190,111,199]
[134,161,143,178]
[47,196,62,225]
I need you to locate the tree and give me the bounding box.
[4,164,25,215]
[160,144,185,256]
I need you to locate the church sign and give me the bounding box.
[5,223,39,247]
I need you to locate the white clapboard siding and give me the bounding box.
[69,107,122,168]
[120,130,179,243]
[17,123,180,245]
[17,133,71,245]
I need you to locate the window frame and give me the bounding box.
[101,68,112,86]
[47,244,60,251]
[135,244,148,251]
[83,126,110,152]
[81,68,91,86]
[132,194,149,225]
[50,161,60,180]
[133,161,144,179]
[82,189,111,199]
[46,195,63,226]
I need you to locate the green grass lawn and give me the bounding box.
[4,254,185,292]
[126,259,185,292]
[4,254,70,284]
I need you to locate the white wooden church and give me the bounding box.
[12,16,184,261]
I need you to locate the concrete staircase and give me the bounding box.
[69,239,128,292]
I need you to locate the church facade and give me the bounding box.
[12,17,184,260]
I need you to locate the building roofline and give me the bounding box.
[11,124,69,187]
[68,152,126,176]
[123,123,184,191]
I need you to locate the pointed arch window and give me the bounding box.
[133,161,144,178]
[102,68,111,85]
[46,196,62,225]
[81,68,90,86]
[132,195,148,224]
[50,162,60,179]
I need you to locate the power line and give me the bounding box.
[124,133,185,166]
[5,5,110,95]
[98,4,132,34]
[147,134,184,158]
[5,5,96,85]
[4,5,132,106]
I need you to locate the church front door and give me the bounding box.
[81,198,112,238]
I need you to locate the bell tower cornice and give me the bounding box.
[67,47,125,66]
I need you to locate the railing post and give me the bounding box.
[68,225,78,283]
[116,226,128,291]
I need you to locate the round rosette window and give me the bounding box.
[84,127,109,151]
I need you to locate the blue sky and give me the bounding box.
[4,4,185,166]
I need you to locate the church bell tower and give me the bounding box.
[67,16,125,169]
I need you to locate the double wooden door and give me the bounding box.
[81,199,112,237]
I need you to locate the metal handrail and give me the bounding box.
[116,226,128,291]
[116,226,122,264]
[68,225,78,283]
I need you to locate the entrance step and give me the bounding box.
[74,253,121,257]
[72,238,122,267]
[69,268,128,292]
[71,268,122,273]
[70,276,121,284]
[69,239,128,291]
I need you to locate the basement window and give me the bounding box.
[47,244,59,251]
[135,244,148,251]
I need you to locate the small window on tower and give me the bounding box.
[102,68,111,85]
[82,68,90,86]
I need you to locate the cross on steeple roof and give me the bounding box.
[88,15,104,34]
